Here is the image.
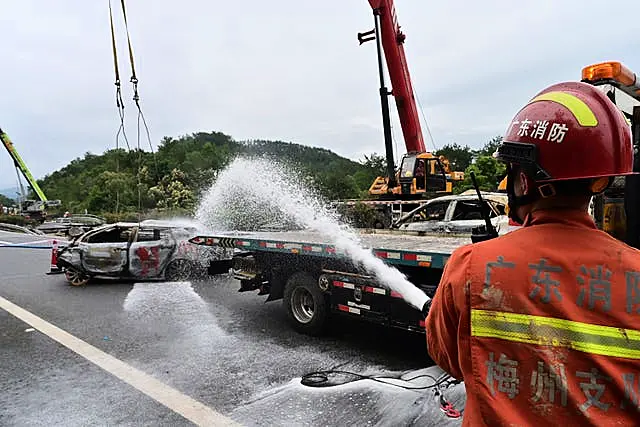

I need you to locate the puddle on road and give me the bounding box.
[122,281,228,357]
[231,365,466,427]
[124,281,212,318]
[119,281,466,426]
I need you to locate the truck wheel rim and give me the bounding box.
[291,287,314,324]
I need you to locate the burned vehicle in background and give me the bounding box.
[36,214,106,237]
[0,222,45,235]
[392,192,509,235]
[56,220,229,286]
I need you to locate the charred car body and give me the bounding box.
[391,192,509,235]
[56,220,229,286]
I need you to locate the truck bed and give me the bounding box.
[190,230,471,269]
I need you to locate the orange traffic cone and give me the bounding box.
[46,239,63,275]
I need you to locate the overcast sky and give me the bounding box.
[1,0,639,190]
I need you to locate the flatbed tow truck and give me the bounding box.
[191,230,469,335]
[189,60,640,338]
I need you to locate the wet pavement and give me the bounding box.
[0,230,465,426]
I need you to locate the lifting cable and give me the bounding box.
[108,0,129,214]
[415,92,438,152]
[108,0,162,218]
[108,0,129,152]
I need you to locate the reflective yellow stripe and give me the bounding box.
[529,91,598,127]
[471,309,640,359]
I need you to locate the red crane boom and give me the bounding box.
[359,0,463,199]
[367,0,425,154]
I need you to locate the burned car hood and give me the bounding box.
[397,216,506,234]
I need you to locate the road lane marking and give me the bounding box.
[0,295,240,427]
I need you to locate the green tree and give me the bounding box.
[318,171,360,200]
[435,143,474,172]
[361,153,387,176]
[455,155,506,193]
[86,171,138,213]
[476,135,502,158]
[149,168,196,211]
[446,136,507,194]
[0,194,15,207]
[352,153,386,197]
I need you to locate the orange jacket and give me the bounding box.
[425,209,640,426]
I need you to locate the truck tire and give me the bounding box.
[283,272,329,336]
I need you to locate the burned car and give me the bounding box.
[392,192,509,235]
[56,220,230,286]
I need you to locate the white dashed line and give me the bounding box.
[0,295,240,427]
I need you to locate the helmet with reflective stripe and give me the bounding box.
[495,81,633,182]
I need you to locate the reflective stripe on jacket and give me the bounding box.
[426,209,640,426]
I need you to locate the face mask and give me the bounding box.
[505,165,538,225]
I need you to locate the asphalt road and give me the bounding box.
[0,230,466,426]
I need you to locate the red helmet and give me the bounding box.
[495,81,633,182]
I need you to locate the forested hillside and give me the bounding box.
[32,131,505,219]
[37,131,385,217]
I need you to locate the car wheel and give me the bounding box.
[283,272,329,336]
[165,259,194,281]
[65,267,90,287]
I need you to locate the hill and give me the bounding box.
[0,191,15,207]
[0,188,16,201]
[36,131,385,216]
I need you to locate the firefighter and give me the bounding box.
[425,81,640,426]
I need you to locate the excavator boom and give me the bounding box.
[0,129,48,201]
[361,0,463,202]
[367,0,425,154]
[1,128,61,221]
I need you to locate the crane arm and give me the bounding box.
[367,0,425,154]
[0,129,48,201]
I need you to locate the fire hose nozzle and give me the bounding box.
[421,299,432,318]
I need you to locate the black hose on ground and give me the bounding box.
[300,369,456,391]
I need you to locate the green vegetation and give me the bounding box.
[0,193,14,207]
[33,131,505,218]
[37,132,381,216]
[0,214,25,226]
[435,136,506,194]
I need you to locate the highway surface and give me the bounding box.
[0,230,466,426]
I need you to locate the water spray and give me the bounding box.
[196,155,432,312]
